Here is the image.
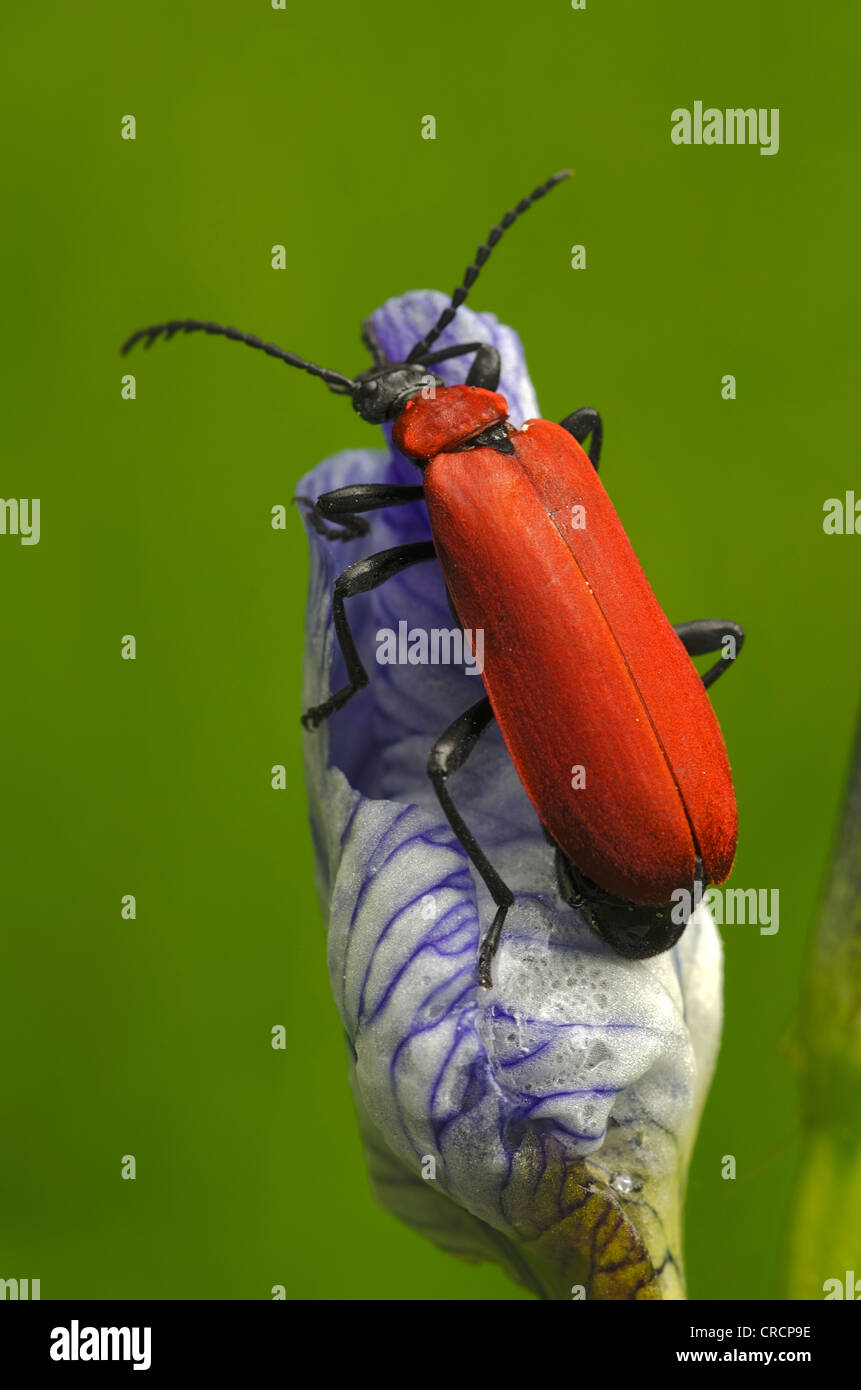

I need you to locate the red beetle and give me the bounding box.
[122,171,743,986]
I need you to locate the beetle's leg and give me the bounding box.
[361,317,387,368]
[427,696,515,989]
[559,407,603,469]
[674,619,745,689]
[295,496,370,541]
[314,483,425,514]
[295,483,425,542]
[465,344,501,392]
[301,540,436,729]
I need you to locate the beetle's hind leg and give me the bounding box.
[674,618,745,689]
[427,696,514,988]
[555,849,703,959]
[301,540,436,730]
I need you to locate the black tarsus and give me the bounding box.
[294,496,370,542]
[674,619,745,689]
[296,483,426,541]
[301,541,436,729]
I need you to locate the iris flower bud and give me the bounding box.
[299,293,722,1300]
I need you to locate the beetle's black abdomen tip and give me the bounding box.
[588,914,688,960]
[554,846,693,959]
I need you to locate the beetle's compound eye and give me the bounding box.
[352,363,432,424]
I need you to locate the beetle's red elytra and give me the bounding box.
[419,406,737,906]
[122,170,744,986]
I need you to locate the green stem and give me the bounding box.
[788,712,861,1298]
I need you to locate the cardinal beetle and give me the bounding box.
[122,170,744,987]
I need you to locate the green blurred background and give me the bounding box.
[1,0,858,1299]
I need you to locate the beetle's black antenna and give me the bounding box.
[361,317,387,369]
[120,319,355,393]
[408,170,573,364]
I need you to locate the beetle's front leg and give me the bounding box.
[296,482,426,542]
[301,540,436,730]
[427,695,515,988]
[559,407,603,469]
[465,344,501,391]
[296,497,370,541]
[674,618,745,689]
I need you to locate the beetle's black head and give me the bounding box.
[350,362,442,425]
